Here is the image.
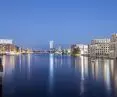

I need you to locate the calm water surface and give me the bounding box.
[0,54,117,97]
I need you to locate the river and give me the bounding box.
[0,54,117,97]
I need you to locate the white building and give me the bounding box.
[0,39,13,44]
[49,40,54,49]
[74,44,88,55]
[89,39,110,57]
[109,33,117,58]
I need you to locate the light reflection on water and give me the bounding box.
[49,54,54,93]
[0,54,117,97]
[27,54,31,80]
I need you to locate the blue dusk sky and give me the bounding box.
[0,0,117,48]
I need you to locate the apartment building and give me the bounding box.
[109,33,117,58]
[89,39,110,57]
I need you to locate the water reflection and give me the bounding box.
[104,60,111,91]
[19,54,22,72]
[113,59,117,97]
[49,54,54,93]
[27,54,31,80]
[79,56,88,96]
[71,56,76,69]
[70,56,117,96]
[0,72,2,97]
[88,58,117,96]
[0,56,3,97]
[80,56,85,95]
[2,54,117,97]
[2,55,15,77]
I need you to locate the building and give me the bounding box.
[109,33,117,58]
[49,40,54,49]
[0,39,21,54]
[76,44,88,55]
[71,44,88,55]
[89,39,110,57]
[0,39,13,44]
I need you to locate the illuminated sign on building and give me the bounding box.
[0,39,13,44]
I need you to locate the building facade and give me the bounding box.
[0,39,13,44]
[49,40,54,49]
[0,39,20,54]
[109,34,117,58]
[89,39,110,57]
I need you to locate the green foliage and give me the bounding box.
[71,46,81,56]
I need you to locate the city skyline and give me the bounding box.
[1,1,117,97]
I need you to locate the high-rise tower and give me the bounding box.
[49,40,54,49]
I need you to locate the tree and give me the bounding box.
[71,45,81,56]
